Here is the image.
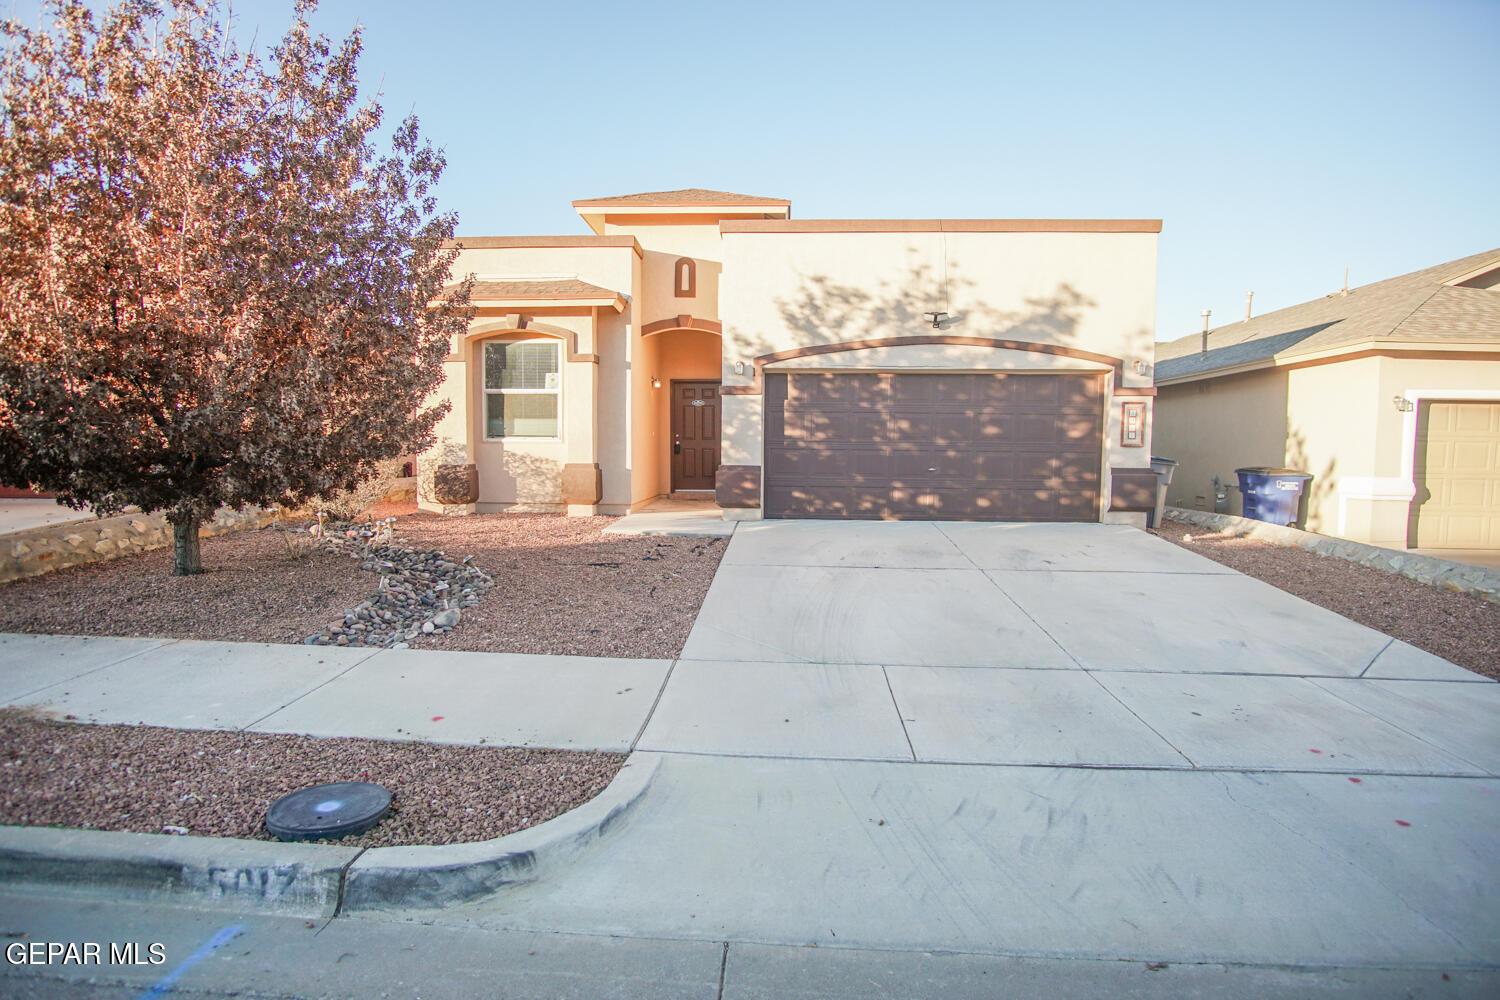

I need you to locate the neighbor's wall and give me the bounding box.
[1284,357,1382,536]
[1155,354,1500,547]
[1154,367,1289,511]
[1361,355,1500,547]
[2,507,274,584]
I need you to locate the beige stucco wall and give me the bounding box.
[1154,353,1500,548]
[420,244,638,513]
[601,220,727,506]
[1285,357,1382,535]
[719,229,1159,514]
[719,231,1157,387]
[1154,368,1288,511]
[604,221,723,329]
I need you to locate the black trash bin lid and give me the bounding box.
[1235,467,1312,479]
[266,782,391,842]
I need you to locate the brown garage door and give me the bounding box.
[1410,400,1500,548]
[763,371,1104,520]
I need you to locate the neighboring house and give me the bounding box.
[421,188,1162,523]
[1153,250,1500,551]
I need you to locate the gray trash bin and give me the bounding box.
[1148,456,1177,529]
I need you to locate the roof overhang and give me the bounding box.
[1444,256,1500,287]
[1155,339,1500,386]
[720,219,1162,234]
[445,236,644,259]
[468,294,626,312]
[573,200,791,235]
[437,277,627,313]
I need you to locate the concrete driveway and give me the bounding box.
[448,519,1500,972]
[640,520,1493,772]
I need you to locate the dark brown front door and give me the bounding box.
[671,380,720,491]
[763,371,1104,520]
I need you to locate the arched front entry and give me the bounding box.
[641,323,722,496]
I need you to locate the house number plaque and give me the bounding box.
[1120,401,1145,447]
[691,399,706,407]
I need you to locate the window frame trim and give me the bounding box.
[481,337,564,442]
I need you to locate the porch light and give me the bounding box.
[922,311,948,329]
[1393,395,1414,412]
[651,377,662,389]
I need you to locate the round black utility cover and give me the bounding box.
[266,782,391,842]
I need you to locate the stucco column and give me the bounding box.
[562,313,603,514]
[716,392,763,519]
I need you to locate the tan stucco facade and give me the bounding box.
[1154,353,1500,548]
[420,192,1161,524]
[718,224,1160,522]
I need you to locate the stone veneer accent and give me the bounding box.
[1165,506,1500,604]
[2,507,275,584]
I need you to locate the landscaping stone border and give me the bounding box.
[1,507,274,585]
[1165,506,1500,604]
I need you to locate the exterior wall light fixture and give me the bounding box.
[1392,395,1414,412]
[922,311,948,329]
[651,377,662,389]
[733,361,745,375]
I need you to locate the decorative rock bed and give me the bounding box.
[300,522,493,648]
[1166,506,1500,604]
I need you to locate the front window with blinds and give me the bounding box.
[483,340,561,439]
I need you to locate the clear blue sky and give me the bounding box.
[13,0,1500,340]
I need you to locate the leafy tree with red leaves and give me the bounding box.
[0,1,471,574]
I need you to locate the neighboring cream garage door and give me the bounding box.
[763,371,1104,520]
[1411,400,1500,548]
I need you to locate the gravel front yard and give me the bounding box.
[0,708,623,847]
[0,504,726,658]
[1154,518,1499,679]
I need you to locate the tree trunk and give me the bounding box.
[172,516,203,576]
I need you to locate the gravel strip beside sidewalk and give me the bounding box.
[0,709,624,848]
[1154,518,1499,679]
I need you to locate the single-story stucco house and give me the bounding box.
[419,189,1162,524]
[1153,249,1500,551]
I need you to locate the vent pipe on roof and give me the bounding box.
[1245,291,1254,321]
[1199,309,1211,359]
[1341,266,1349,296]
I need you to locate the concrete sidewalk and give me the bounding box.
[1,633,669,752]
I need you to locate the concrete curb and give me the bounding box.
[1164,507,1500,603]
[0,752,661,916]
[0,825,359,918]
[341,751,661,911]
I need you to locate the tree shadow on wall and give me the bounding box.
[721,265,1110,520]
[1285,426,1337,532]
[726,261,1098,360]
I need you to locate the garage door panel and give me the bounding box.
[764,372,1103,521]
[766,447,850,478]
[1412,400,1500,549]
